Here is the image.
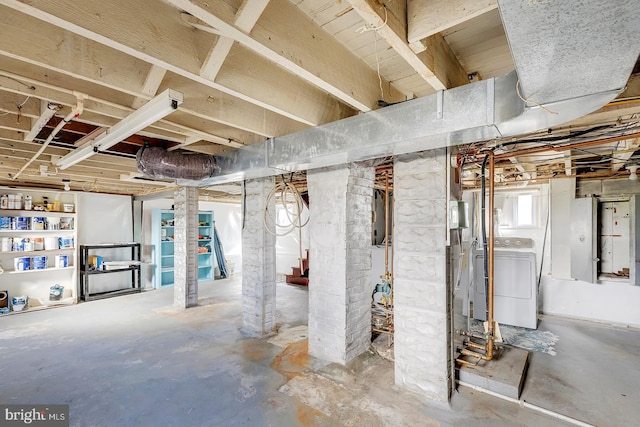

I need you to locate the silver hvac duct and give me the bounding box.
[164,0,639,186]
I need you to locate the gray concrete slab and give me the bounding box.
[1,277,635,426]
[457,346,530,399]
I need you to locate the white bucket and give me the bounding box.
[44,237,59,250]
[1,237,11,252]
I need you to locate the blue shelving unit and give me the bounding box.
[152,209,215,289]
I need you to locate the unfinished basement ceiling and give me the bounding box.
[0,0,638,198]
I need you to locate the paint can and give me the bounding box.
[58,237,74,249]
[44,237,59,250]
[0,216,11,229]
[12,238,25,252]
[14,256,31,271]
[23,240,34,252]
[55,255,69,268]
[32,255,47,270]
[12,217,29,230]
[1,237,12,252]
[11,295,28,311]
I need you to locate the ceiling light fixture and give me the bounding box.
[627,165,638,181]
[62,179,71,191]
[53,89,183,170]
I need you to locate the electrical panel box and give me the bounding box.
[449,201,469,229]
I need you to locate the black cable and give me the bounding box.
[480,154,490,320]
[499,124,613,147]
[537,201,550,292]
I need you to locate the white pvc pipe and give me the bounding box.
[11,95,85,180]
[457,381,595,427]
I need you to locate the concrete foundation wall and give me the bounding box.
[307,164,373,364]
[242,177,276,337]
[393,150,451,402]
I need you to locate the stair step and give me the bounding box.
[286,275,309,286]
[292,267,302,276]
[302,259,309,271]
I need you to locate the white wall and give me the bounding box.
[76,192,134,294]
[275,205,310,276]
[540,176,640,327]
[541,276,640,328]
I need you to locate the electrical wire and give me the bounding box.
[263,177,309,273]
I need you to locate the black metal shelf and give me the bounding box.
[79,243,141,301]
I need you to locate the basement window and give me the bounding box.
[496,191,539,229]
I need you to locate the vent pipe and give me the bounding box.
[136,0,639,186]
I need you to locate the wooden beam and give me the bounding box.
[168,0,405,110]
[0,90,40,116]
[407,0,498,44]
[0,0,352,126]
[347,0,468,91]
[132,65,168,109]
[0,112,30,132]
[199,0,270,81]
[0,63,257,147]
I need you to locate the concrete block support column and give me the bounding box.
[307,164,374,365]
[174,186,199,309]
[242,177,277,337]
[393,150,451,402]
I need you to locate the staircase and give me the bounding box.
[285,249,309,286]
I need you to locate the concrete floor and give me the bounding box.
[1,277,638,426]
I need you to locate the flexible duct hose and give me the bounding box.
[136,146,219,181]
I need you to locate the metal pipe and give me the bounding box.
[384,172,389,273]
[493,131,640,160]
[486,151,496,360]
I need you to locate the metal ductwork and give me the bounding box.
[168,0,638,187]
[136,146,219,181]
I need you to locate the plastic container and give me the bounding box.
[63,203,74,213]
[24,195,32,210]
[33,238,44,251]
[14,257,31,271]
[49,284,64,301]
[31,217,45,230]
[32,255,47,270]
[55,255,69,268]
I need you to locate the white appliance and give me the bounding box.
[470,237,538,329]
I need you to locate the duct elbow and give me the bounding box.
[136,146,219,181]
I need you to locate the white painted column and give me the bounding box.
[242,177,277,337]
[393,150,451,402]
[173,186,199,309]
[307,164,374,364]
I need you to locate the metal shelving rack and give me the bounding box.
[79,242,141,301]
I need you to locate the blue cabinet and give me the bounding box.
[152,209,215,289]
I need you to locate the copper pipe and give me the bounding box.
[466,341,486,351]
[456,358,478,367]
[486,151,495,360]
[493,131,640,160]
[384,172,389,273]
